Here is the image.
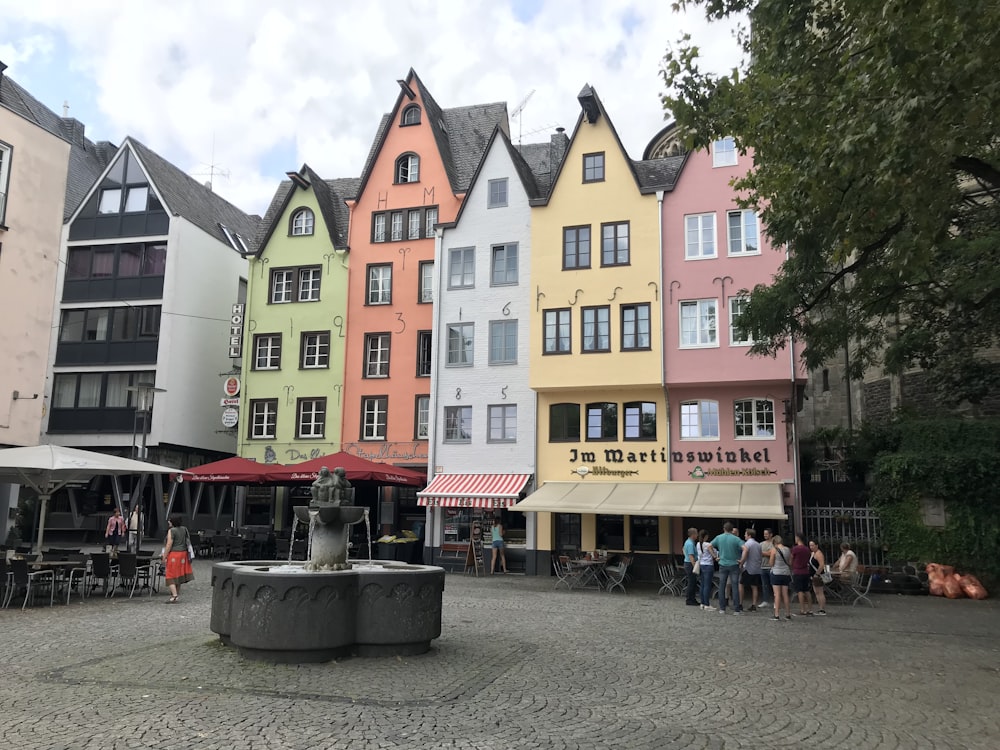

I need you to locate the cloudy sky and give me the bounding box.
[0,0,743,217]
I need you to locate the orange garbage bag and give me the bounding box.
[943,574,965,599]
[940,565,955,577]
[926,563,942,577]
[959,574,989,600]
[929,577,946,596]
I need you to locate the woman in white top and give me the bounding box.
[697,530,718,611]
[831,542,858,582]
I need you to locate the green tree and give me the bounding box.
[661,1,1000,404]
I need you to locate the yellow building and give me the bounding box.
[521,86,685,577]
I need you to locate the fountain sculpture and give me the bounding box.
[210,466,445,663]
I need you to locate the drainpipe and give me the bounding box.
[425,225,446,555]
[656,190,669,480]
[787,245,802,529]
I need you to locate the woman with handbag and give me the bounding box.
[808,539,828,615]
[697,530,718,611]
[162,515,194,603]
[768,535,793,620]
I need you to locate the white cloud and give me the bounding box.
[0,0,742,215]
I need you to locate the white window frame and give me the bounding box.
[98,188,122,214]
[490,243,518,286]
[685,213,717,259]
[0,141,11,224]
[373,213,386,243]
[250,400,277,439]
[487,178,508,208]
[301,332,330,369]
[297,398,326,439]
[364,333,391,378]
[298,267,321,302]
[712,136,738,167]
[396,154,420,183]
[446,323,474,367]
[390,211,403,241]
[729,296,755,346]
[367,264,392,305]
[361,397,387,441]
[291,208,315,236]
[253,334,281,370]
[734,398,776,439]
[415,395,430,440]
[424,207,438,237]
[448,247,475,289]
[488,319,518,364]
[124,186,148,213]
[407,209,421,240]
[727,209,759,256]
[680,299,718,348]
[444,405,472,443]
[270,269,294,303]
[680,400,720,440]
[488,404,517,443]
[418,261,434,303]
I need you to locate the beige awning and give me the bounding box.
[510,481,786,519]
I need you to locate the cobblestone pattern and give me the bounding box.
[2,560,999,749]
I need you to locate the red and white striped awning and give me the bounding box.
[417,473,532,508]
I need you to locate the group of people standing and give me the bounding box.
[683,524,858,620]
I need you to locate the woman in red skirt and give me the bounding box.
[163,514,194,603]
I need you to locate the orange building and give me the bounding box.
[341,71,507,488]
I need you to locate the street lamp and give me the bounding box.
[127,382,166,552]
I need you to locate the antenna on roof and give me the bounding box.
[511,89,535,145]
[192,133,230,191]
[63,100,70,117]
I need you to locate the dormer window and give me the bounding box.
[291,208,315,236]
[396,154,420,184]
[401,105,421,126]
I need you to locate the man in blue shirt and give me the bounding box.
[711,522,746,614]
[683,527,700,605]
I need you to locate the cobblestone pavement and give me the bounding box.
[2,560,999,749]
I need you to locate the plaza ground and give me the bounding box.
[2,561,998,749]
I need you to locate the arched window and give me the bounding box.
[396,153,420,184]
[401,105,421,126]
[291,208,314,236]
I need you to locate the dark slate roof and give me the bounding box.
[0,73,114,218]
[126,137,259,247]
[254,167,360,254]
[354,70,508,200]
[633,154,688,192]
[517,141,556,197]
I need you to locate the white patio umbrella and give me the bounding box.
[0,445,186,553]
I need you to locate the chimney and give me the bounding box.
[60,117,86,147]
[550,127,569,171]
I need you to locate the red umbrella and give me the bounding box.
[174,456,283,484]
[267,451,424,486]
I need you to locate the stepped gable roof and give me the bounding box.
[254,166,360,254]
[352,69,508,200]
[126,137,259,248]
[0,72,115,218]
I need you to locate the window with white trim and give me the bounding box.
[291,208,315,236]
[252,334,282,370]
[367,264,392,305]
[685,213,716,259]
[489,319,517,364]
[729,296,754,346]
[734,398,775,438]
[680,299,718,347]
[727,209,759,255]
[296,398,326,438]
[712,137,737,167]
[364,333,391,378]
[444,405,472,442]
[298,267,321,301]
[488,404,517,442]
[249,399,277,439]
[408,209,421,240]
[401,105,421,126]
[300,331,330,369]
[396,153,420,183]
[446,323,474,366]
[488,178,508,208]
[390,211,403,241]
[491,243,518,285]
[270,266,320,303]
[0,141,11,225]
[373,213,386,243]
[415,395,430,440]
[448,247,475,289]
[424,207,438,237]
[418,261,434,303]
[680,400,720,439]
[361,396,387,440]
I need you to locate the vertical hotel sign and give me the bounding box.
[229,303,245,358]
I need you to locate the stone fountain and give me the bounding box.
[210,466,445,663]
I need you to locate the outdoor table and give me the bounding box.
[30,560,86,604]
[568,559,607,590]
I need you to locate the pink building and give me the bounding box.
[651,128,807,524]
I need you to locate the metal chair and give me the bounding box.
[657,559,687,596]
[116,552,154,598]
[0,558,13,609]
[88,552,118,597]
[63,553,89,604]
[8,558,55,610]
[604,555,633,594]
[849,571,876,607]
[552,555,573,589]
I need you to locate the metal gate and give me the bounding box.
[801,504,885,567]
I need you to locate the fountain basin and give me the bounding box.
[210,560,446,663]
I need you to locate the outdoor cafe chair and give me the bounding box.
[0,558,13,609]
[116,552,154,598]
[88,552,118,597]
[849,570,876,608]
[604,555,633,594]
[552,555,573,589]
[8,557,55,610]
[657,559,683,596]
[62,553,89,604]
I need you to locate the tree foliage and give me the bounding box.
[661,1,1000,403]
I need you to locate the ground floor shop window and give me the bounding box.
[630,516,659,551]
[555,513,581,552]
[596,514,624,550]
